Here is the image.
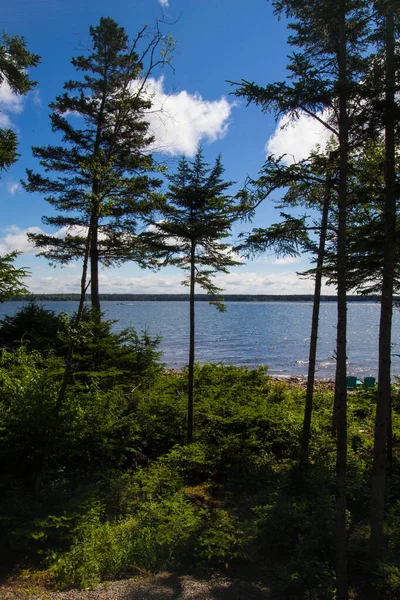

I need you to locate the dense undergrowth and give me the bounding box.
[0,304,400,599]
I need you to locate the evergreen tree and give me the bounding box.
[232,1,372,596]
[369,0,399,566]
[0,33,39,299]
[24,18,171,312]
[235,148,338,469]
[0,32,40,172]
[145,148,240,443]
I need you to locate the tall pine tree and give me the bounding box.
[0,32,40,172]
[0,33,39,300]
[24,18,171,312]
[145,148,240,443]
[232,1,372,596]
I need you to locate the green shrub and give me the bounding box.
[70,312,163,388]
[0,301,67,354]
[52,492,201,588]
[195,509,248,567]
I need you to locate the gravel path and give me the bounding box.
[0,574,270,600]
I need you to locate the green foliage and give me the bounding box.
[143,148,241,308]
[0,32,40,172]
[0,252,29,302]
[0,346,62,488]
[0,302,163,384]
[67,308,163,388]
[24,18,169,309]
[0,301,67,353]
[52,489,200,588]
[0,361,399,597]
[195,509,248,567]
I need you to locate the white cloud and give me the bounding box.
[158,0,169,6]
[0,112,11,127]
[32,89,42,106]
[138,76,233,156]
[272,256,300,265]
[215,270,335,295]
[0,225,42,255]
[7,182,21,196]
[255,255,301,266]
[0,80,24,114]
[0,80,25,131]
[53,225,87,239]
[28,267,335,295]
[0,225,87,257]
[266,111,332,165]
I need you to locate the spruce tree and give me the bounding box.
[0,32,40,172]
[0,33,39,299]
[235,148,339,468]
[232,2,372,596]
[369,0,399,566]
[24,18,170,312]
[145,148,240,443]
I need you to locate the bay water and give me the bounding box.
[1,300,399,379]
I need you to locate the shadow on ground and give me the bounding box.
[122,574,270,600]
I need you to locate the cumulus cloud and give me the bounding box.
[266,111,332,165]
[138,76,233,156]
[0,225,89,257]
[158,0,169,6]
[28,274,81,294]
[0,225,43,255]
[22,262,321,295]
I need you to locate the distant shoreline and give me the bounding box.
[12,293,382,303]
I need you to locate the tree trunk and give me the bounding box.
[370,6,396,564]
[335,8,349,599]
[300,174,331,469]
[90,214,101,314]
[36,231,91,493]
[187,242,195,444]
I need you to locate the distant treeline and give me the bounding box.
[14,293,383,303]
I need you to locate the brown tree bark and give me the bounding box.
[335,7,349,599]
[90,215,101,314]
[300,174,332,469]
[370,5,396,565]
[187,241,195,444]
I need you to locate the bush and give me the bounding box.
[0,301,67,354]
[69,311,163,388]
[52,492,201,588]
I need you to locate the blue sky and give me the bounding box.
[0,0,334,295]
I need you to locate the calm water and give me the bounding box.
[1,300,399,379]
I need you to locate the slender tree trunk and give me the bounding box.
[36,233,91,493]
[335,8,349,599]
[300,175,331,469]
[187,242,195,444]
[90,214,101,314]
[370,6,396,564]
[387,397,393,472]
